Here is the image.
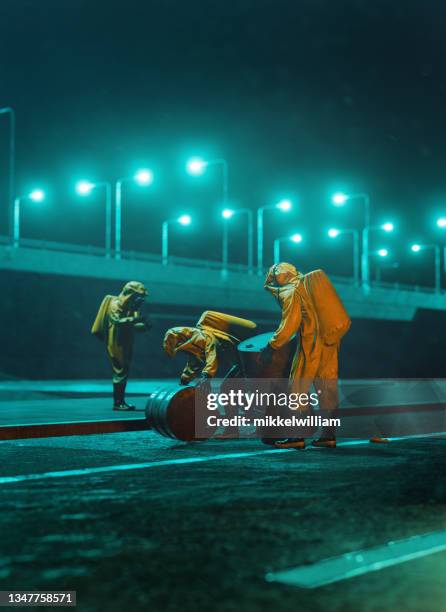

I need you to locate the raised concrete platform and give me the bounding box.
[0,380,166,440]
[1,378,445,441]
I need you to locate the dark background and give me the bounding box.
[1,1,446,285]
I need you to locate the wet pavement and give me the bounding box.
[1,429,445,611]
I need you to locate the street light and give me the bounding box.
[331,191,371,287]
[162,214,192,265]
[257,199,293,275]
[0,107,15,244]
[273,232,302,264]
[410,243,441,293]
[332,192,348,206]
[435,219,446,283]
[75,180,113,257]
[13,189,46,247]
[187,157,229,271]
[115,168,154,260]
[328,227,360,286]
[186,157,228,204]
[362,221,394,288]
[186,157,207,176]
[221,207,254,274]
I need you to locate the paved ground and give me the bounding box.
[1,430,445,612]
[0,380,165,439]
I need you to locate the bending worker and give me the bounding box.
[163,310,256,384]
[92,281,150,411]
[261,262,351,449]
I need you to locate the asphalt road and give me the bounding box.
[1,430,445,612]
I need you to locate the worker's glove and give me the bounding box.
[260,343,275,366]
[133,316,152,329]
[180,375,190,386]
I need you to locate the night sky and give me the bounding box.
[2,0,446,286]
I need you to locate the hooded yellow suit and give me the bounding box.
[92,281,148,384]
[163,310,256,384]
[264,263,350,412]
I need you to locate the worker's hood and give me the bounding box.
[118,281,148,309]
[264,262,303,297]
[163,327,202,357]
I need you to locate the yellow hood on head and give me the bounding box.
[264,262,303,297]
[121,281,148,298]
[119,281,148,308]
[163,327,197,357]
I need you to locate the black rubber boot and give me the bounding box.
[312,412,337,447]
[274,438,306,450]
[113,382,136,411]
[311,437,336,448]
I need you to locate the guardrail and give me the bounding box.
[0,235,441,294]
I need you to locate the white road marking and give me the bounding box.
[0,448,294,484]
[0,433,444,485]
[266,530,446,588]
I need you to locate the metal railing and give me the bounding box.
[0,235,443,294]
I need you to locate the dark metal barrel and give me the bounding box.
[146,384,216,442]
[237,331,296,379]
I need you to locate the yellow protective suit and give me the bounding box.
[92,281,148,383]
[264,263,349,412]
[163,310,256,384]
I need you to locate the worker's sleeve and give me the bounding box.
[181,356,203,383]
[109,302,135,326]
[202,336,219,378]
[269,288,302,350]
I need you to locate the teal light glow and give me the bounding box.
[76,181,95,196]
[332,192,348,206]
[276,199,292,212]
[29,189,45,202]
[178,214,192,226]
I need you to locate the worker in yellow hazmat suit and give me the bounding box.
[163,310,256,384]
[262,262,351,449]
[92,281,150,410]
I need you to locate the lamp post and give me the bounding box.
[332,192,371,287]
[13,189,45,247]
[76,180,113,257]
[273,232,302,264]
[221,207,254,273]
[328,227,360,286]
[410,243,441,293]
[0,107,15,243]
[362,222,394,289]
[186,157,228,205]
[187,157,229,272]
[435,218,446,284]
[162,214,192,265]
[257,199,292,275]
[115,169,154,260]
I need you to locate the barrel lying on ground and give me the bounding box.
[146,384,216,441]
[147,332,296,442]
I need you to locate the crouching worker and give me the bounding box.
[163,310,257,385]
[262,263,350,449]
[92,281,150,411]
